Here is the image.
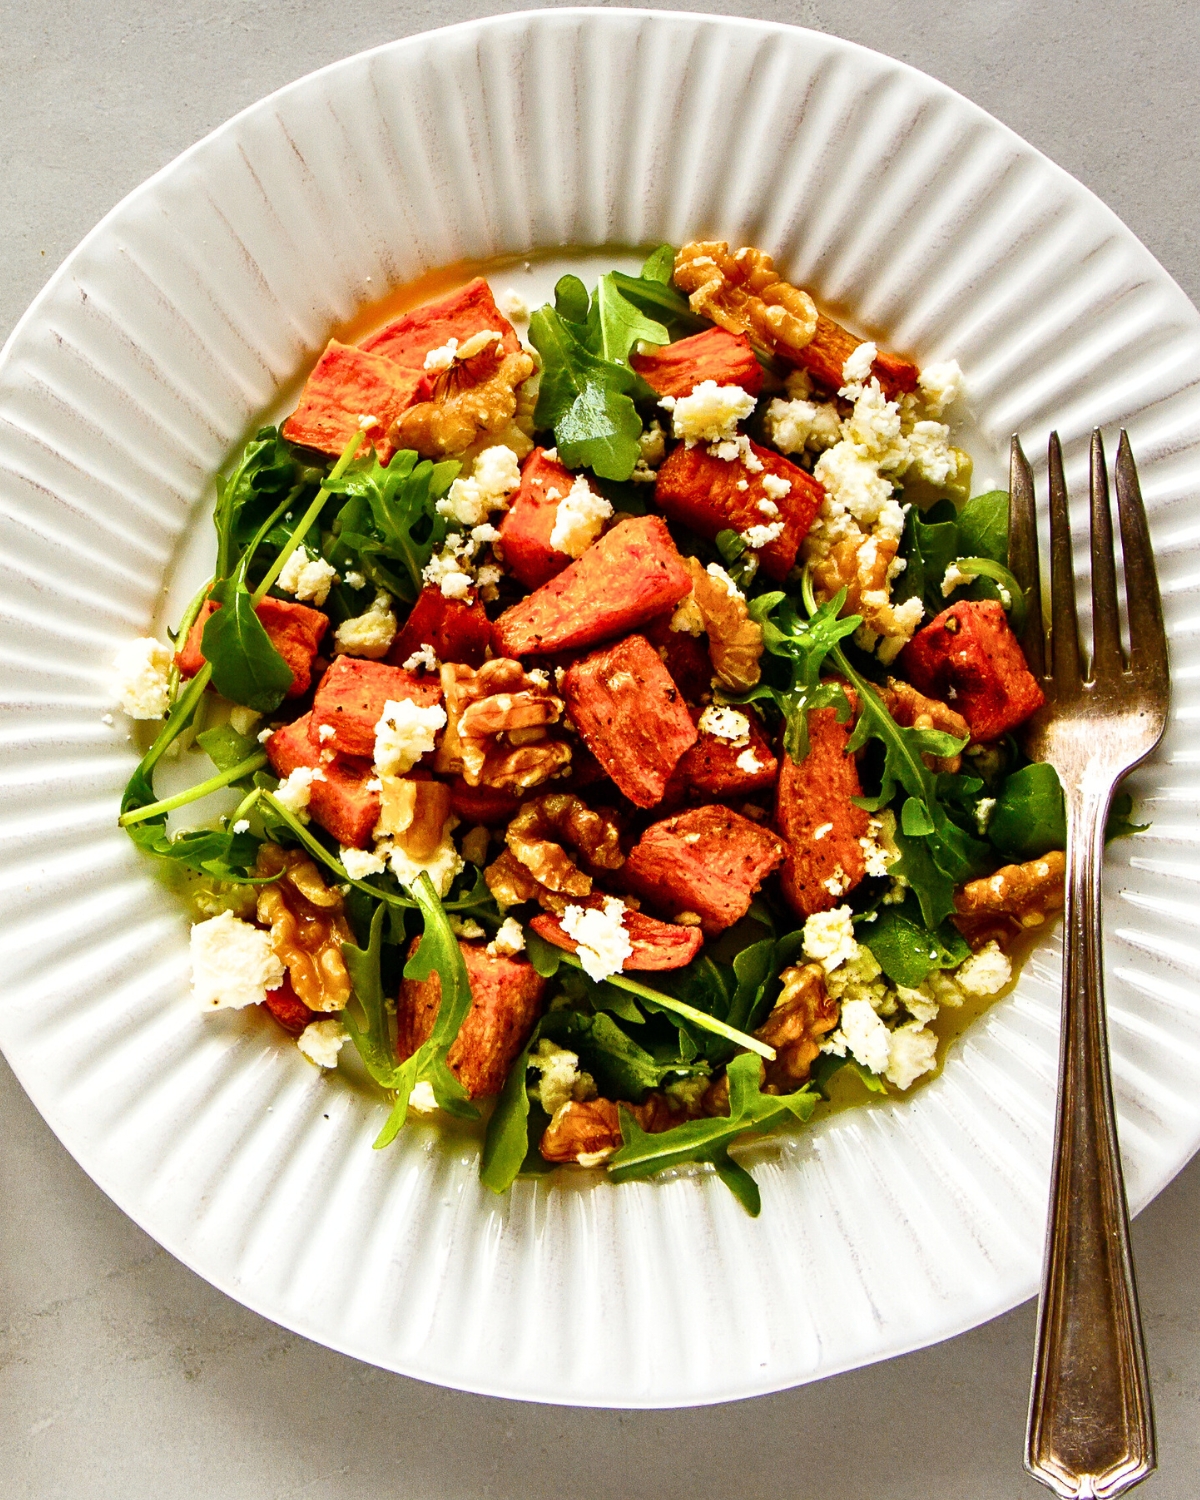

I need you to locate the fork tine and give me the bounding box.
[1089,431,1123,677]
[1115,431,1168,681]
[1047,432,1083,691]
[1009,435,1046,678]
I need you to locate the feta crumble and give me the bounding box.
[760,472,792,501]
[408,1080,439,1114]
[334,590,397,658]
[917,359,965,418]
[549,475,613,557]
[885,1021,939,1089]
[437,444,521,526]
[112,637,172,720]
[384,824,463,897]
[660,381,756,445]
[955,941,1012,996]
[527,1038,597,1116]
[340,845,388,880]
[561,897,633,983]
[297,1018,347,1069]
[802,906,859,972]
[231,819,250,835]
[735,748,766,773]
[740,521,785,550]
[276,546,338,606]
[831,997,891,1074]
[402,642,440,675]
[498,288,529,321]
[762,395,842,455]
[373,698,447,776]
[487,916,526,958]
[191,911,284,1011]
[941,561,972,596]
[273,765,321,817]
[697,705,751,745]
[840,340,877,392]
[424,338,459,371]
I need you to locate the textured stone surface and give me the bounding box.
[2,3,1198,1495]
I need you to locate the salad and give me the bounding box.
[113,242,1085,1216]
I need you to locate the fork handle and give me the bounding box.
[1026,777,1155,1498]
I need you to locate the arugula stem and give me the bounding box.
[262,795,417,909]
[166,578,215,703]
[120,750,267,826]
[252,433,363,604]
[554,953,777,1061]
[138,664,213,783]
[229,787,262,825]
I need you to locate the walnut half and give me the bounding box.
[436,658,572,791]
[953,850,1066,949]
[256,844,353,1012]
[756,962,839,1089]
[674,242,818,361]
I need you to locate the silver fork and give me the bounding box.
[1011,431,1168,1498]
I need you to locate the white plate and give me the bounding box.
[2,9,1200,1409]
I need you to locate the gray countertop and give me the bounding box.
[2,2,1198,1495]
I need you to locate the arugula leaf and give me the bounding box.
[200,575,293,712]
[196,724,257,775]
[639,244,675,284]
[529,304,645,480]
[608,1053,818,1216]
[539,1009,702,1101]
[894,500,959,615]
[610,268,708,341]
[957,490,1009,564]
[124,822,264,882]
[326,450,459,602]
[728,588,860,759]
[480,1035,535,1193]
[988,762,1066,860]
[594,273,669,365]
[212,428,303,580]
[858,895,970,987]
[1107,790,1149,842]
[342,904,396,1084]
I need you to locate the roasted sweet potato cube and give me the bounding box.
[654,440,823,582]
[562,634,697,808]
[494,515,692,657]
[267,712,381,848]
[498,447,585,591]
[386,585,491,670]
[360,278,521,369]
[773,705,870,918]
[281,341,422,466]
[262,975,317,1038]
[790,313,919,400]
[666,707,778,801]
[309,655,442,759]
[630,327,763,399]
[899,599,1045,742]
[622,804,786,935]
[530,905,704,971]
[176,596,329,699]
[396,937,547,1098]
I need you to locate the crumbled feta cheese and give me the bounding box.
[709,431,763,471]
[735,748,765,773]
[422,541,475,600]
[822,865,851,897]
[813,822,834,841]
[101,712,114,726]
[973,796,996,836]
[763,395,842,456]
[257,726,275,744]
[705,562,743,599]
[229,706,261,737]
[760,472,792,501]
[297,1018,347,1069]
[373,698,447,776]
[859,812,898,878]
[813,442,898,531]
[112,637,172,719]
[408,1080,439,1114]
[277,547,338,606]
[424,338,459,371]
[437,444,521,526]
[660,381,756,444]
[669,593,705,636]
[833,997,891,1074]
[885,1021,939,1089]
[334,590,397,658]
[384,825,463,897]
[802,906,859,972]
[906,420,960,486]
[231,819,250,835]
[273,765,320,817]
[527,1038,597,1116]
[316,723,335,743]
[560,897,633,983]
[756,499,779,517]
[917,359,964,418]
[942,562,972,597]
[402,642,440,674]
[549,475,612,557]
[740,521,785,550]
[343,569,366,590]
[340,845,388,879]
[840,340,877,392]
[191,911,284,1011]
[697,705,751,745]
[487,916,526,958]
[498,288,529,321]
[895,982,940,1025]
[955,940,1012,996]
